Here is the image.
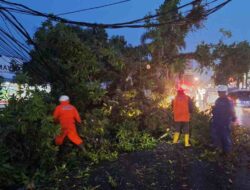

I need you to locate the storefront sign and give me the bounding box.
[0,55,23,81]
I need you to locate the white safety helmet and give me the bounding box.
[217,85,228,92]
[59,95,69,102]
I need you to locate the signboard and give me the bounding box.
[0,55,23,81]
[0,82,18,108]
[0,89,8,108]
[0,82,51,108]
[0,55,23,108]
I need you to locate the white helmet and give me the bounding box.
[217,85,228,92]
[59,95,69,102]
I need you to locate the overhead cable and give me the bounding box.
[0,0,231,29]
[56,0,132,16]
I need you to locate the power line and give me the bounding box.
[0,0,232,29]
[0,0,232,57]
[57,0,132,16]
[0,0,232,52]
[0,36,25,59]
[0,7,72,83]
[0,12,31,59]
[0,11,29,46]
[0,0,232,82]
[0,15,29,59]
[0,0,231,61]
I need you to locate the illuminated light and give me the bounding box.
[180,84,188,89]
[195,101,200,108]
[235,107,243,125]
[235,107,242,115]
[194,77,199,81]
[146,64,151,69]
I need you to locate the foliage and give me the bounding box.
[80,106,158,163]
[143,107,171,136]
[0,90,58,188]
[195,42,214,68]
[116,120,157,152]
[1,1,232,189]
[195,38,250,86]
[25,21,122,111]
[232,126,250,153]
[141,0,205,79]
[190,108,211,146]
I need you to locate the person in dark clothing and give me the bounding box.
[211,85,236,154]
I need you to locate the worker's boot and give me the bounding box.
[184,134,191,147]
[78,143,87,153]
[173,132,180,144]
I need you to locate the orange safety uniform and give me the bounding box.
[53,101,83,145]
[173,94,190,122]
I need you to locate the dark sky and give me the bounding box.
[4,0,250,52]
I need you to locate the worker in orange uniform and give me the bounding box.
[172,88,193,147]
[53,95,86,152]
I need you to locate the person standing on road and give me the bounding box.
[53,95,86,152]
[172,88,194,147]
[211,85,236,154]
